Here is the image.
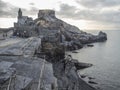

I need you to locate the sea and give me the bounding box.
[69,30,120,90]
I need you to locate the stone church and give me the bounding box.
[13,8,63,43]
[13,8,36,37]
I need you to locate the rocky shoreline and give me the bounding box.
[43,53,98,90]
[52,59,96,90]
[34,10,107,90]
[0,9,107,90]
[63,31,107,51]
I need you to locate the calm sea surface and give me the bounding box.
[69,30,120,90]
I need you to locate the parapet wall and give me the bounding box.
[38,10,56,18]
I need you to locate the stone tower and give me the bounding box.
[38,10,55,18]
[18,8,22,18]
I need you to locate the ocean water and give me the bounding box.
[70,30,120,90]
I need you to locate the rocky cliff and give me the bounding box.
[34,10,107,90]
[6,9,107,90]
[35,10,82,33]
[34,10,107,51]
[14,9,107,50]
[52,59,96,90]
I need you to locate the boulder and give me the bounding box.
[88,80,98,84]
[71,59,93,70]
[97,31,107,42]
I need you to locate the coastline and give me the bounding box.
[0,9,108,90]
[43,50,98,90]
[51,58,97,90]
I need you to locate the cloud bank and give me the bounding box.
[57,1,120,24]
[76,0,120,8]
[0,0,120,29]
[0,0,38,18]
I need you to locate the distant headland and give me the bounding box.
[12,8,107,50]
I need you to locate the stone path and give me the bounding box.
[0,37,41,57]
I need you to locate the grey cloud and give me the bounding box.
[57,3,120,23]
[29,3,35,6]
[76,0,120,8]
[59,4,77,12]
[29,7,39,14]
[57,4,78,18]
[0,0,7,8]
[0,0,20,17]
[0,0,39,18]
[22,7,39,16]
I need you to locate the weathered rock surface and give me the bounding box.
[88,81,98,84]
[0,56,57,90]
[72,59,93,70]
[52,59,96,90]
[97,31,107,42]
[34,10,107,50]
[0,37,41,57]
[13,9,107,50]
[0,61,15,85]
[0,9,107,90]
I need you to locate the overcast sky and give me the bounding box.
[0,0,120,30]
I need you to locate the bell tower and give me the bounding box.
[18,8,22,18]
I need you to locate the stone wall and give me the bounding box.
[38,10,56,19]
[13,25,36,37]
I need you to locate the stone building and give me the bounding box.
[13,8,35,37]
[13,8,64,43]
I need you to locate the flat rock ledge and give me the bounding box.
[52,58,96,90]
[0,56,57,90]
